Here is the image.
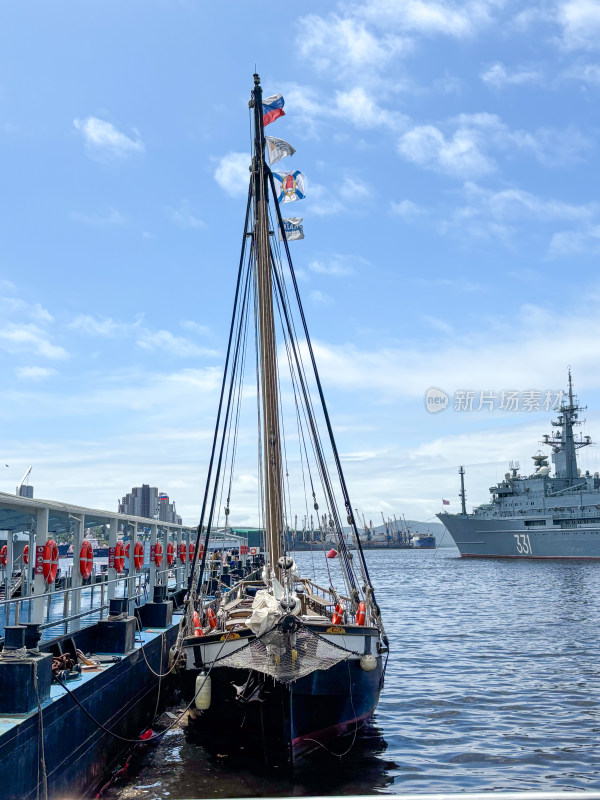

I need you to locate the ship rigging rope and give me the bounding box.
[55,630,234,745]
[183,183,253,623]
[215,265,251,533]
[195,257,254,602]
[269,244,357,599]
[268,224,357,590]
[271,262,342,591]
[268,170,386,639]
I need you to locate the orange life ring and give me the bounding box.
[331,602,344,625]
[114,541,126,574]
[166,541,175,567]
[0,545,7,567]
[153,541,163,568]
[79,540,94,579]
[189,542,195,562]
[133,541,144,570]
[355,601,366,626]
[23,544,29,565]
[207,607,218,630]
[178,542,187,563]
[42,539,59,584]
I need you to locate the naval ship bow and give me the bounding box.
[439,370,600,559]
[176,74,388,764]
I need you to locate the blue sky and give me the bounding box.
[2,0,600,526]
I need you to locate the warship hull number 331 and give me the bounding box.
[439,371,600,559]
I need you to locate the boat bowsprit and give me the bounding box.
[173,74,388,766]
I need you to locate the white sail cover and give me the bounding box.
[246,589,281,637]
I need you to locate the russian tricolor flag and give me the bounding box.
[263,94,285,127]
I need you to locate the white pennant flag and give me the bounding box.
[279,218,304,242]
[266,136,296,166]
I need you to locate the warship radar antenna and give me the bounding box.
[545,369,592,484]
[458,466,467,515]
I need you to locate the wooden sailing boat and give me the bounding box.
[176,74,388,765]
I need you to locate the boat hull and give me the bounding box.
[181,626,384,764]
[438,513,600,559]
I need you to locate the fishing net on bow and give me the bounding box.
[215,625,358,684]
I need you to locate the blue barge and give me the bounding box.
[0,615,180,799]
[0,489,250,798]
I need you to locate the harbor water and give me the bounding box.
[100,547,600,797]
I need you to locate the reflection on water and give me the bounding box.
[101,714,396,798]
[100,548,600,798]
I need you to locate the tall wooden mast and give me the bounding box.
[251,74,283,575]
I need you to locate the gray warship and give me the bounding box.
[438,371,600,559]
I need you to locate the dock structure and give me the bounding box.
[0,490,250,799]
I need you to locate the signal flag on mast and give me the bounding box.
[262,94,285,127]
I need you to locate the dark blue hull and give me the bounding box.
[186,657,383,764]
[290,657,383,758]
[0,623,178,799]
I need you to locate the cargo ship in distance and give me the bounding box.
[438,370,600,559]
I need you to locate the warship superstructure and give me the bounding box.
[439,371,600,558]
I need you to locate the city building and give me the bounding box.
[118,485,182,525]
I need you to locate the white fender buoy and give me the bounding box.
[360,654,377,672]
[195,671,212,710]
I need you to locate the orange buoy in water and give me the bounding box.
[331,602,344,624]
[326,548,338,559]
[355,601,366,625]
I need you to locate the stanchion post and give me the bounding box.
[70,514,84,631]
[32,507,49,624]
[107,517,118,602]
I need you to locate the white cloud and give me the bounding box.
[136,329,217,358]
[391,199,426,218]
[70,208,126,226]
[439,182,599,247]
[481,62,543,88]
[310,290,333,306]
[16,366,57,381]
[298,294,600,400]
[0,323,68,360]
[69,314,136,337]
[557,0,600,50]
[549,225,600,256]
[214,152,250,197]
[180,320,210,336]
[357,0,495,38]
[166,200,205,229]
[398,123,495,178]
[334,87,406,131]
[297,14,407,76]
[73,117,144,158]
[398,113,590,179]
[297,1,496,81]
[309,257,354,277]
